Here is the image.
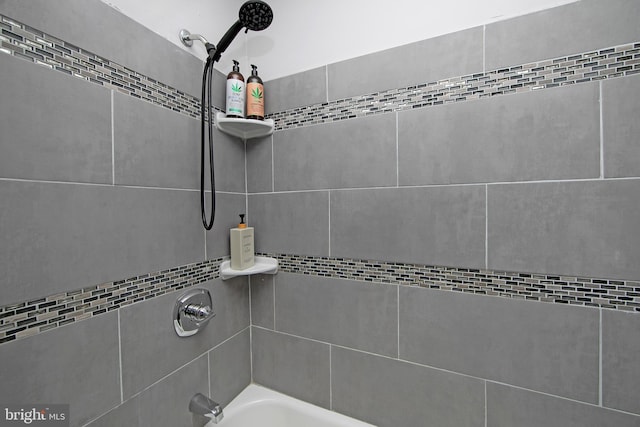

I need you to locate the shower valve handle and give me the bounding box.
[183,303,214,325]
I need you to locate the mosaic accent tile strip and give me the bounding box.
[267,42,640,131]
[0,257,225,345]
[261,253,640,312]
[2,14,639,134]
[0,14,205,119]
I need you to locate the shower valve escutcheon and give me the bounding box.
[173,289,215,337]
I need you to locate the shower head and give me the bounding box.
[239,0,274,31]
[210,0,273,62]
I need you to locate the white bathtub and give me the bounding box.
[208,384,376,427]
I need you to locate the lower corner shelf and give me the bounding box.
[219,256,279,280]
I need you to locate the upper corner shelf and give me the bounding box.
[215,112,274,140]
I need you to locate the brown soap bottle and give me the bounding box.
[246,64,264,120]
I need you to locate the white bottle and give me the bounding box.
[230,214,254,270]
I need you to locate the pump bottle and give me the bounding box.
[230,214,254,270]
[246,64,265,120]
[226,60,245,118]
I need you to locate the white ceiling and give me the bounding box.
[101,0,579,81]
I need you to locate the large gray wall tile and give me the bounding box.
[0,0,203,97]
[0,313,120,427]
[487,180,640,280]
[209,328,251,407]
[0,181,204,305]
[250,274,274,329]
[328,27,483,100]
[265,66,327,114]
[602,310,640,415]
[86,396,139,427]
[399,287,599,402]
[0,55,111,184]
[485,0,640,70]
[209,128,247,194]
[273,114,397,191]
[137,355,209,427]
[603,74,640,178]
[205,193,248,259]
[252,327,330,409]
[398,83,600,185]
[246,135,273,193]
[88,355,209,427]
[249,192,329,256]
[119,278,248,399]
[330,186,485,267]
[275,273,398,357]
[487,382,640,427]
[114,93,200,189]
[332,346,485,427]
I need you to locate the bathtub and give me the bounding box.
[208,384,376,427]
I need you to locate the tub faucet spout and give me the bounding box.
[189,393,224,424]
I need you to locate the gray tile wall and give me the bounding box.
[248,1,640,426]
[485,0,640,71]
[0,1,250,425]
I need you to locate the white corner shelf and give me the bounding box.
[219,256,279,280]
[215,112,274,140]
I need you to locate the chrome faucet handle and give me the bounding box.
[183,303,215,326]
[173,289,216,337]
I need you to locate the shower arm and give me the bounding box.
[179,29,217,59]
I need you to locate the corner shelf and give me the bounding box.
[215,112,274,140]
[219,256,279,280]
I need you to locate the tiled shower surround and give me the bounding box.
[1,0,640,426]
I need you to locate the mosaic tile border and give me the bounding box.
[0,14,204,119]
[0,257,225,345]
[2,14,639,133]
[1,13,640,348]
[262,253,640,312]
[267,42,640,130]
[2,250,639,346]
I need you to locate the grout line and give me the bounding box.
[248,275,253,326]
[599,81,605,179]
[329,344,333,410]
[328,191,331,257]
[273,275,277,331]
[599,307,603,406]
[484,380,488,427]
[244,176,640,196]
[325,65,329,103]
[0,177,206,192]
[482,25,486,73]
[485,184,489,269]
[397,284,400,359]
[249,325,254,382]
[244,139,249,221]
[117,309,123,403]
[208,348,212,398]
[111,90,115,186]
[203,227,207,260]
[271,134,275,192]
[396,112,400,187]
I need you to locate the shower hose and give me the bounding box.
[200,56,216,230]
